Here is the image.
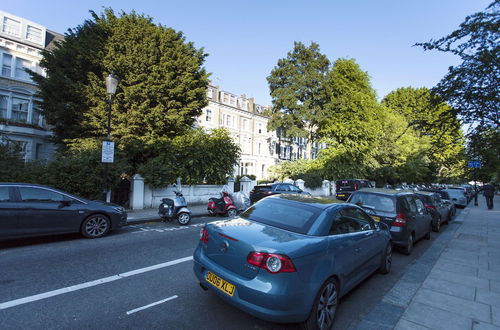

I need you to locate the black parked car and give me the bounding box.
[348,189,432,255]
[249,182,309,204]
[415,191,451,232]
[335,179,372,201]
[0,183,127,240]
[422,189,456,218]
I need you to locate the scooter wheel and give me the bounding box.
[177,212,191,225]
[226,209,237,217]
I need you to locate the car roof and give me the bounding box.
[267,194,344,210]
[354,188,413,196]
[415,191,437,196]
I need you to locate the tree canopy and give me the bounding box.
[266,42,330,142]
[31,9,209,146]
[416,0,499,131]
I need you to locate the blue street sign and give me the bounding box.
[467,160,481,168]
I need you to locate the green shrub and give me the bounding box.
[296,172,323,189]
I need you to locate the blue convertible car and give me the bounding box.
[193,195,392,329]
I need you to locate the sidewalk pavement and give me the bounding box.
[356,195,500,330]
[126,203,209,224]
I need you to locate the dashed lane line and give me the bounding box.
[0,256,193,311]
[126,295,178,315]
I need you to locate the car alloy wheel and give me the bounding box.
[226,208,237,217]
[316,281,338,329]
[379,243,392,274]
[82,215,110,238]
[177,212,191,225]
[403,234,413,255]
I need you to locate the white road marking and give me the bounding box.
[126,295,178,315]
[0,256,193,311]
[130,223,205,234]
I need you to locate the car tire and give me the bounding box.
[302,278,339,330]
[226,208,237,217]
[433,216,441,232]
[81,214,111,238]
[402,234,414,255]
[425,224,431,240]
[177,212,191,225]
[379,243,392,274]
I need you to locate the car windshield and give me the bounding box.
[349,193,396,213]
[239,198,321,234]
[445,189,464,198]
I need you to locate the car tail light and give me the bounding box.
[200,227,209,243]
[354,183,358,190]
[393,213,407,227]
[425,204,435,209]
[264,191,274,195]
[247,252,296,273]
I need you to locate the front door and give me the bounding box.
[16,186,81,236]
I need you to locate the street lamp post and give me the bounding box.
[102,73,119,203]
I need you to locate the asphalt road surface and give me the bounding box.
[0,210,462,329]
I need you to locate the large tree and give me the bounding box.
[266,42,330,142]
[31,9,209,146]
[416,0,499,131]
[382,87,466,181]
[318,59,385,179]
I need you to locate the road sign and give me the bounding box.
[102,141,115,163]
[467,160,481,168]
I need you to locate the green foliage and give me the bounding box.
[266,42,330,141]
[416,1,499,131]
[296,172,323,189]
[31,8,209,146]
[0,146,131,200]
[267,159,318,181]
[468,127,500,183]
[138,128,241,187]
[382,87,466,182]
[0,143,25,182]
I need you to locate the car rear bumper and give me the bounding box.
[193,245,312,323]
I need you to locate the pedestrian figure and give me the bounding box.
[483,182,495,210]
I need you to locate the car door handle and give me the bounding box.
[364,231,373,236]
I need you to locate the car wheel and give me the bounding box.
[302,278,338,330]
[226,208,237,217]
[177,212,191,225]
[207,208,216,216]
[379,243,392,274]
[81,214,111,238]
[433,216,441,232]
[402,234,414,255]
[425,224,431,240]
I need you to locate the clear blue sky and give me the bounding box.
[3,0,492,105]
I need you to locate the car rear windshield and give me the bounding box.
[253,186,272,193]
[349,193,396,213]
[239,198,321,234]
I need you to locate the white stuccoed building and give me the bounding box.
[0,11,63,161]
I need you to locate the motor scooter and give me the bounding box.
[207,191,237,217]
[159,187,191,225]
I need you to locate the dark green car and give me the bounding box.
[0,183,127,240]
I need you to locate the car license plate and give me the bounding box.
[206,271,235,296]
[372,216,380,222]
[338,194,345,197]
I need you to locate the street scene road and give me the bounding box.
[0,207,467,330]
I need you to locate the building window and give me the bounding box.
[205,109,212,122]
[225,114,233,127]
[2,54,12,77]
[7,140,28,161]
[258,143,261,155]
[15,58,32,80]
[26,25,43,44]
[242,119,248,131]
[11,98,29,123]
[2,17,21,37]
[32,102,43,127]
[207,88,213,99]
[257,122,263,134]
[230,95,236,106]
[223,93,229,104]
[0,95,7,119]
